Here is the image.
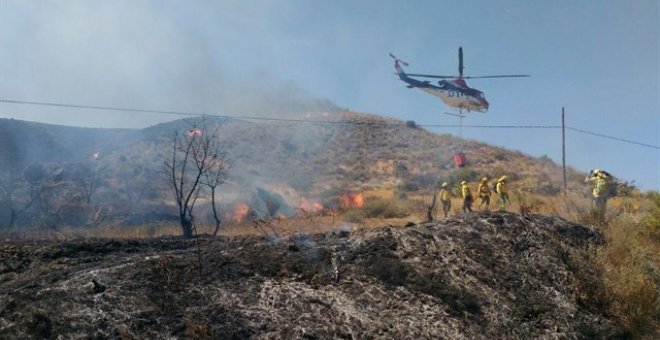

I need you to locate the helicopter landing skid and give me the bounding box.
[443,111,466,118]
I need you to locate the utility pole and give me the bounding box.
[562,107,567,196]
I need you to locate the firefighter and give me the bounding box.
[461,180,473,213]
[439,182,452,217]
[585,169,609,211]
[496,176,509,211]
[477,177,492,210]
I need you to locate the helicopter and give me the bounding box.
[390,47,529,116]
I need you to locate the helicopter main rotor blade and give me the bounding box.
[462,75,530,79]
[459,47,464,78]
[389,53,409,66]
[406,73,457,79]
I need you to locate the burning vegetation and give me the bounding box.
[341,192,364,208]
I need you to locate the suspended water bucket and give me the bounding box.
[453,152,466,167]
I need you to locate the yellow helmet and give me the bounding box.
[498,176,508,182]
[593,169,600,174]
[482,177,488,182]
[461,180,467,185]
[442,182,448,187]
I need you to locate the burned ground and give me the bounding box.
[0,212,624,339]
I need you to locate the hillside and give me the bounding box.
[136,111,585,198]
[0,112,586,227]
[0,118,138,174]
[0,212,625,338]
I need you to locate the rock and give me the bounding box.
[92,278,106,294]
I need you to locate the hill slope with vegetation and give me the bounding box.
[0,114,657,338]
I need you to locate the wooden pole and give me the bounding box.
[562,107,567,196]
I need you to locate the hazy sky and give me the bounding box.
[1,0,658,189]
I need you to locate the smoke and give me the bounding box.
[0,1,341,128]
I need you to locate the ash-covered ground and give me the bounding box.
[0,212,625,339]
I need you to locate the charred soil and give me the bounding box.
[0,212,625,339]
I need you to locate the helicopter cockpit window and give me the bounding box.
[478,93,485,99]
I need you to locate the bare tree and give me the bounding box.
[117,155,155,209]
[0,173,42,229]
[203,149,229,237]
[0,163,82,229]
[67,161,104,205]
[163,118,228,238]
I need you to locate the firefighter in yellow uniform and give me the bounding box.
[461,180,473,213]
[496,176,509,211]
[439,182,452,217]
[477,177,492,211]
[585,169,609,211]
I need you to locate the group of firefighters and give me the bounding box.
[437,176,510,217]
[435,169,611,218]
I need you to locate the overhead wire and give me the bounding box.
[1,98,658,150]
[565,126,659,150]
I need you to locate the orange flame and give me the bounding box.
[232,203,249,223]
[341,192,364,208]
[301,197,325,214]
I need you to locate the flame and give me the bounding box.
[341,192,364,208]
[232,203,249,223]
[301,197,324,214]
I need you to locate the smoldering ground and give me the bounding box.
[0,212,625,338]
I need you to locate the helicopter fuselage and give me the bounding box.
[395,62,489,113]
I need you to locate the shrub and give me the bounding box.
[363,198,408,219]
[538,154,554,164]
[438,168,480,187]
[597,213,660,337]
[493,150,507,161]
[342,208,366,223]
[514,190,544,216]
[535,173,561,196]
[641,192,660,233]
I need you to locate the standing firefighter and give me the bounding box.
[477,177,492,210]
[496,176,509,211]
[461,180,473,213]
[585,169,610,211]
[439,182,452,217]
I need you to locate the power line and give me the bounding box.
[566,126,659,150]
[0,99,564,129]
[0,99,397,126]
[418,123,560,129]
[1,98,658,150]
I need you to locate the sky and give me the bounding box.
[1,0,658,190]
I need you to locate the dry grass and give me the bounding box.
[596,213,659,338]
